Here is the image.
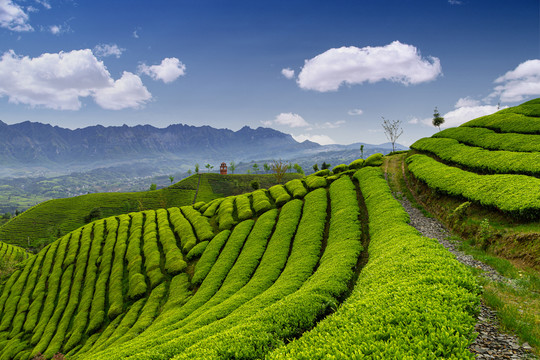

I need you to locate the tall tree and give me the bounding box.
[293,163,304,175]
[312,163,319,172]
[321,161,330,170]
[252,163,259,174]
[205,163,214,173]
[432,107,445,131]
[381,117,403,153]
[263,163,271,174]
[230,161,236,174]
[195,163,199,174]
[360,144,364,159]
[168,175,175,184]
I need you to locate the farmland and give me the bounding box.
[0,98,539,359]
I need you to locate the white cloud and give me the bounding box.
[348,108,363,116]
[35,0,51,9]
[490,59,540,102]
[273,112,310,128]
[281,68,294,79]
[455,96,480,108]
[93,71,151,110]
[296,41,442,92]
[132,30,139,38]
[420,104,502,128]
[448,0,462,4]
[0,0,33,31]
[0,49,152,110]
[408,117,419,124]
[94,44,125,58]
[139,57,186,83]
[317,120,345,129]
[292,133,335,145]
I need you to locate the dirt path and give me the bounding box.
[387,160,536,359]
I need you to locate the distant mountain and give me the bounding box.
[0,120,407,177]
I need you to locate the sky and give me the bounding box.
[0,0,539,146]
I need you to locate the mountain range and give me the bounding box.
[0,120,406,177]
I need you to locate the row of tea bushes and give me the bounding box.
[411,137,540,176]
[268,167,479,359]
[407,154,540,219]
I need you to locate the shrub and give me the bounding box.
[364,153,383,167]
[331,164,348,174]
[348,158,365,170]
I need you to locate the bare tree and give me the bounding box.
[271,160,288,184]
[381,117,403,153]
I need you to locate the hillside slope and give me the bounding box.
[408,98,540,267]
[0,161,479,359]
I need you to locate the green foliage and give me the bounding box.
[284,179,307,199]
[348,158,365,170]
[269,167,479,359]
[186,241,209,261]
[407,154,540,219]
[200,198,224,217]
[235,195,253,221]
[432,106,445,130]
[249,180,259,190]
[268,185,291,207]
[331,164,349,174]
[304,175,327,190]
[191,230,230,286]
[168,207,198,253]
[463,111,540,134]
[156,209,186,275]
[433,126,540,153]
[313,169,330,177]
[181,206,214,242]
[149,184,157,191]
[365,153,384,167]
[251,189,273,215]
[216,197,237,231]
[411,137,540,176]
[321,161,330,170]
[293,163,304,175]
[312,163,319,172]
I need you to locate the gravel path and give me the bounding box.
[396,194,536,359]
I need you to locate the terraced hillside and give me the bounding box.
[409,98,540,220]
[0,161,480,359]
[0,173,301,250]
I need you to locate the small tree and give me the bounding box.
[195,163,199,174]
[432,107,445,131]
[271,160,288,184]
[205,163,214,173]
[230,161,236,174]
[312,163,319,172]
[360,145,364,159]
[293,163,304,175]
[168,175,175,184]
[381,117,403,153]
[263,163,270,174]
[321,161,330,170]
[187,169,192,176]
[149,183,157,191]
[252,163,259,174]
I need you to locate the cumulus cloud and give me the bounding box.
[490,59,540,102]
[408,117,419,124]
[93,71,151,110]
[440,105,501,128]
[292,133,335,145]
[348,108,363,116]
[94,44,125,58]
[139,57,186,83]
[296,41,442,92]
[0,0,33,31]
[273,112,310,128]
[0,49,152,110]
[281,68,294,79]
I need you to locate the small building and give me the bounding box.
[220,162,227,175]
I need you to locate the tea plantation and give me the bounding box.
[409,98,540,220]
[4,99,540,359]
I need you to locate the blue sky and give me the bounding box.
[0,0,538,146]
